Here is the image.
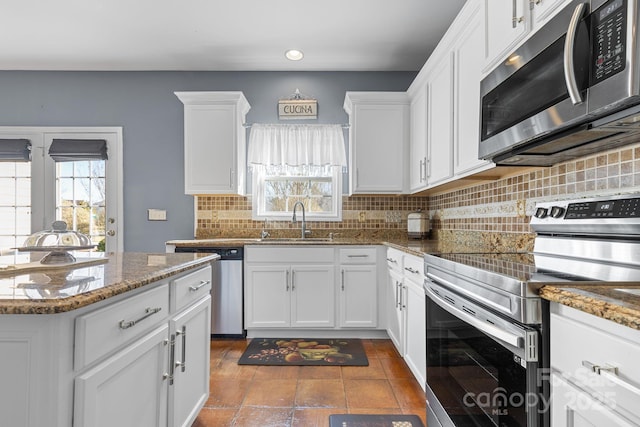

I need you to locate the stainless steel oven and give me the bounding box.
[424,193,640,427]
[480,0,640,166]
[425,279,544,427]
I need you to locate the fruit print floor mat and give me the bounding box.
[237,338,369,366]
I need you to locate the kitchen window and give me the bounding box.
[248,124,346,221]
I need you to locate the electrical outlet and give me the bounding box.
[148,209,167,221]
[358,211,366,222]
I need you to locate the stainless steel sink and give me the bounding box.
[257,237,334,243]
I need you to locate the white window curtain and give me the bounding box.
[247,124,346,175]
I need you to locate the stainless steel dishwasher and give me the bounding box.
[174,246,245,337]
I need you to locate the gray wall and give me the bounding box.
[0,71,416,251]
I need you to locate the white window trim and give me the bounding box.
[0,126,123,252]
[251,166,343,222]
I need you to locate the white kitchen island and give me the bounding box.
[0,251,218,427]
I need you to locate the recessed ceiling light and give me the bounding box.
[285,49,304,61]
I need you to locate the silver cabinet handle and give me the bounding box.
[286,270,290,291]
[189,280,210,292]
[398,284,404,311]
[404,267,420,274]
[402,285,407,309]
[512,0,524,28]
[582,361,640,396]
[419,159,424,182]
[422,157,427,182]
[291,270,295,291]
[386,257,398,264]
[119,307,162,329]
[564,2,586,105]
[175,326,187,373]
[168,333,176,385]
[229,168,233,187]
[341,270,345,291]
[348,254,369,258]
[396,282,402,309]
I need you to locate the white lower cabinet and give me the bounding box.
[551,303,640,426]
[244,264,335,328]
[169,296,211,427]
[386,248,405,352]
[244,246,382,334]
[386,248,426,390]
[387,268,404,352]
[403,274,426,390]
[74,324,170,427]
[244,248,335,329]
[339,247,378,328]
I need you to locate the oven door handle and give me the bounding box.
[425,285,523,349]
[564,2,586,105]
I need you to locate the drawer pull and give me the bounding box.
[119,307,162,330]
[404,267,420,274]
[386,257,398,264]
[348,254,369,258]
[189,280,210,292]
[582,361,640,395]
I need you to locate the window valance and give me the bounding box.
[248,124,346,171]
[49,139,108,162]
[0,139,31,162]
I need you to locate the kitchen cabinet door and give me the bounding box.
[387,268,404,354]
[74,324,169,427]
[339,265,378,328]
[453,6,492,176]
[291,265,335,328]
[175,92,250,195]
[244,265,291,328]
[403,278,426,391]
[531,0,572,28]
[427,53,454,186]
[409,84,428,193]
[344,92,409,195]
[169,296,211,427]
[484,0,530,72]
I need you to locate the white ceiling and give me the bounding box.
[1,0,467,71]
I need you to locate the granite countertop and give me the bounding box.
[540,285,640,330]
[166,237,487,257]
[166,237,640,329]
[0,251,219,315]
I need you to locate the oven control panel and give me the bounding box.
[565,197,640,219]
[531,194,640,234]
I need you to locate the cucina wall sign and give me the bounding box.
[278,89,318,120]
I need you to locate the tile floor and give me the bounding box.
[193,338,427,427]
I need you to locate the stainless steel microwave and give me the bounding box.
[480,0,640,166]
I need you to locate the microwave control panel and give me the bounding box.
[592,0,626,84]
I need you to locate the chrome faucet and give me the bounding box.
[292,201,308,239]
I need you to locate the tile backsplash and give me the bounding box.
[195,142,640,249]
[195,195,428,240]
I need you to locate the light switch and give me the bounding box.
[148,209,167,221]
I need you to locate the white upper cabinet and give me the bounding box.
[484,0,531,72]
[484,0,572,73]
[175,92,250,195]
[453,2,493,175]
[426,53,454,186]
[344,92,409,195]
[408,84,428,193]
